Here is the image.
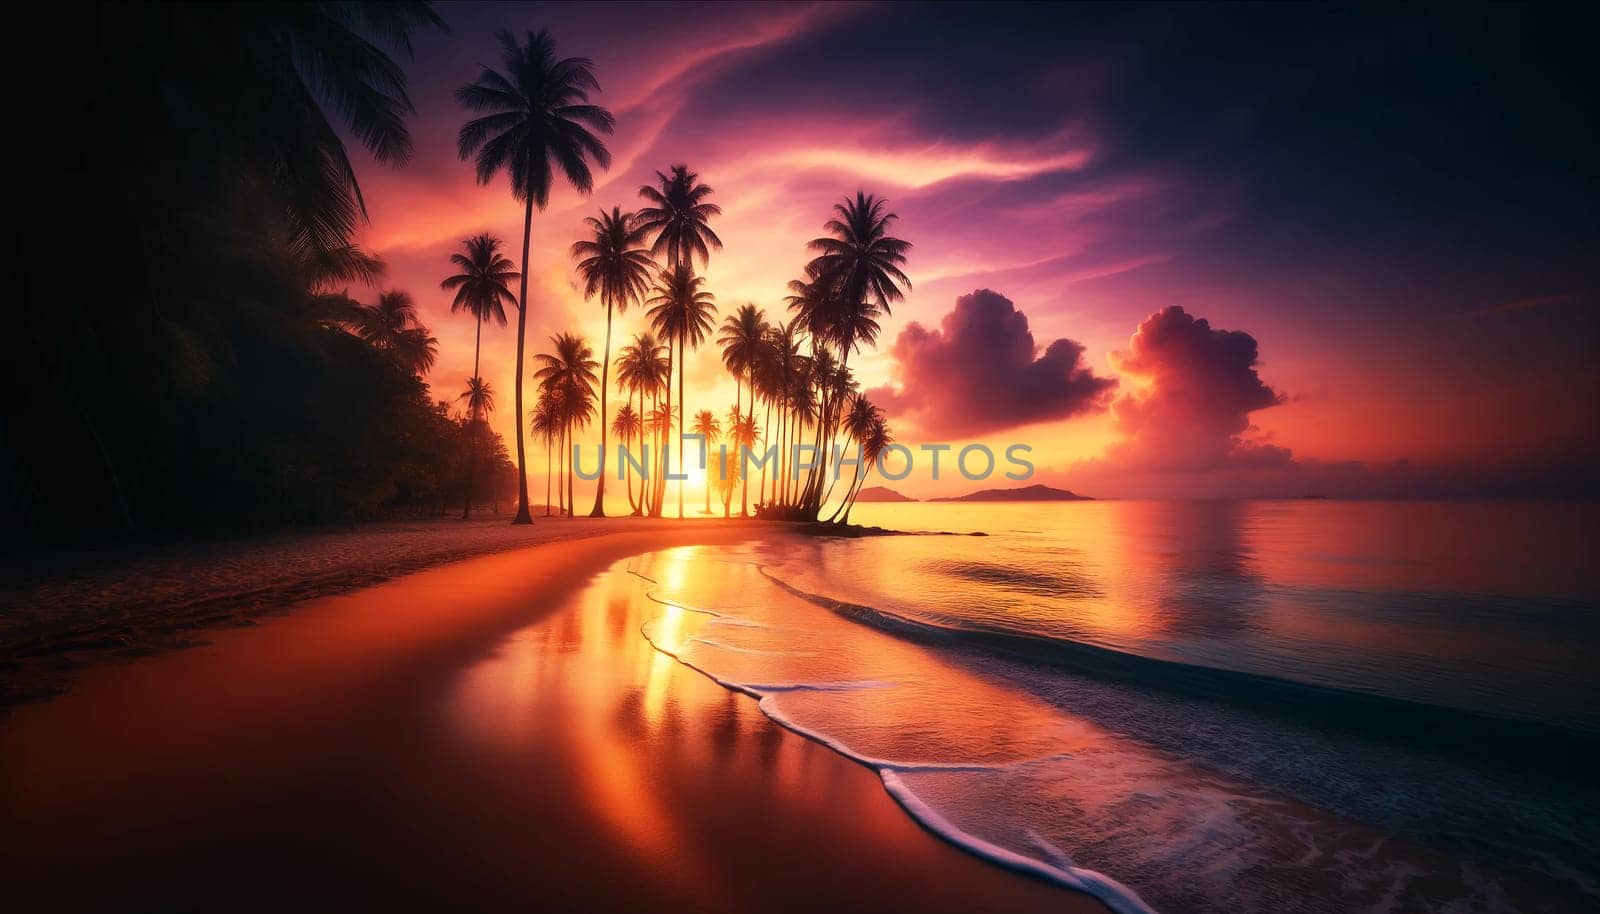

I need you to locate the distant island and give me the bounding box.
[931,484,1093,502]
[853,485,918,502]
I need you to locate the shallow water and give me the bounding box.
[633,500,1600,913]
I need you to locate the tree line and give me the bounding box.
[456,32,909,525]
[7,4,905,543]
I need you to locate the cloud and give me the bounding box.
[869,289,1115,437]
[1104,305,1287,470]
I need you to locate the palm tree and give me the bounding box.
[352,290,437,375]
[646,264,717,518]
[614,332,669,515]
[726,407,760,517]
[116,4,445,266]
[611,402,643,514]
[792,192,911,518]
[571,206,655,517]
[718,305,769,506]
[459,376,496,518]
[441,233,518,382]
[826,394,880,523]
[534,333,599,517]
[805,192,912,343]
[460,376,496,418]
[457,28,615,525]
[838,416,892,526]
[634,164,722,270]
[530,393,562,516]
[692,409,721,515]
[441,234,518,518]
[713,447,742,518]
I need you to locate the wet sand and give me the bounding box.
[0,526,1105,912]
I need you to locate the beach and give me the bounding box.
[0,522,1106,913]
[0,515,726,703]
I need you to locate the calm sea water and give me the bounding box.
[635,500,1600,913]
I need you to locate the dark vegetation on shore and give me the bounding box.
[10,4,519,545]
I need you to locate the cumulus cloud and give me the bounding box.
[869,289,1115,437]
[1105,305,1288,470]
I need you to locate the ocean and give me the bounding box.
[632,499,1600,913]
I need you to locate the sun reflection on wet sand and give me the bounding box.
[1,531,1093,913]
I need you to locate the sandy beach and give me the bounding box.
[0,522,1106,913]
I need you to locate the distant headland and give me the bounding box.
[930,483,1094,503]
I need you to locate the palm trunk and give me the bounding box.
[677,335,685,519]
[511,197,534,524]
[741,369,755,517]
[544,439,552,516]
[462,319,482,521]
[566,421,575,518]
[558,425,567,516]
[589,301,613,517]
[633,387,645,515]
[760,397,773,511]
[661,350,673,518]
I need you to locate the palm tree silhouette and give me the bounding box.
[571,207,655,517]
[441,234,518,382]
[459,376,496,519]
[725,406,760,517]
[460,376,496,419]
[635,164,723,270]
[125,4,445,266]
[442,234,518,519]
[790,192,911,518]
[692,409,721,515]
[646,265,717,518]
[534,333,599,517]
[718,302,770,510]
[611,402,643,515]
[352,290,438,376]
[826,393,881,523]
[457,29,615,525]
[614,332,670,515]
[530,393,562,516]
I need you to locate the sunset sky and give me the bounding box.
[346,2,1596,503]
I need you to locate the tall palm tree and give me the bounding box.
[634,164,722,270]
[441,233,518,382]
[457,28,615,525]
[530,393,562,516]
[442,234,518,519]
[805,192,912,343]
[718,304,769,507]
[646,264,717,518]
[611,402,643,514]
[793,192,911,518]
[692,409,721,515]
[726,408,760,517]
[826,394,880,523]
[571,206,655,517]
[534,333,599,517]
[837,415,892,526]
[614,332,670,515]
[459,376,496,518]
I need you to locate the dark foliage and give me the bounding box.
[5,2,517,544]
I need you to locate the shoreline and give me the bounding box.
[0,526,1108,912]
[0,515,900,705]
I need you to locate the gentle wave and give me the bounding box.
[638,602,1161,914]
[756,566,1600,776]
